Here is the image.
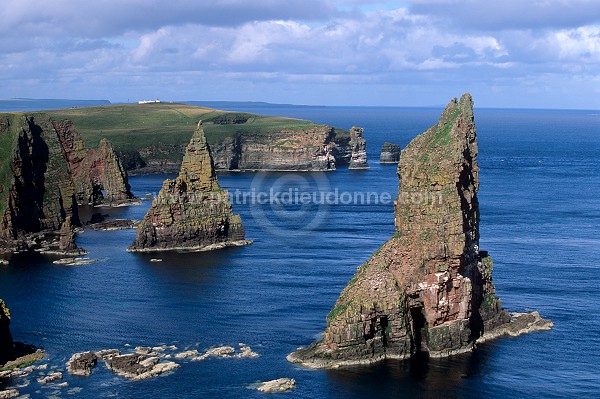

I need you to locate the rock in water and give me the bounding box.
[287,94,551,368]
[348,126,369,169]
[0,299,14,364]
[256,378,296,393]
[379,142,400,164]
[129,122,249,252]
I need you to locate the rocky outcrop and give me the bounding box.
[66,352,98,376]
[104,353,179,381]
[288,94,551,368]
[0,113,134,253]
[0,299,14,364]
[256,378,296,393]
[53,120,134,205]
[348,126,369,169]
[380,142,400,164]
[129,122,250,252]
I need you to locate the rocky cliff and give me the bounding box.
[0,299,14,364]
[288,94,552,368]
[209,125,340,171]
[53,120,133,205]
[380,142,400,164]
[348,126,369,169]
[129,122,249,252]
[0,113,134,253]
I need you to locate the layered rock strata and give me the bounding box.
[53,120,133,205]
[348,126,369,169]
[380,142,401,164]
[0,113,134,253]
[208,125,339,171]
[129,122,249,252]
[288,94,552,368]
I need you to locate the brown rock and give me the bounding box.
[129,122,249,252]
[288,94,551,368]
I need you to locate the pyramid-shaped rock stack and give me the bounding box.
[288,94,552,368]
[129,122,248,252]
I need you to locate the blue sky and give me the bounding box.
[1,0,599,109]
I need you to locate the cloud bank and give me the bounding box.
[1,0,599,108]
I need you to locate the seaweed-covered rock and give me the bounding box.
[288,94,551,368]
[129,122,250,252]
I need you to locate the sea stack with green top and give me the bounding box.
[287,94,552,368]
[129,121,249,252]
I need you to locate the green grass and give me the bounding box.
[0,114,22,215]
[47,102,330,154]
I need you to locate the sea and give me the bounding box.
[0,102,599,398]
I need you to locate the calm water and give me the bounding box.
[1,106,599,398]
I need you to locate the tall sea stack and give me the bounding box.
[129,122,248,252]
[348,126,369,169]
[288,94,551,368]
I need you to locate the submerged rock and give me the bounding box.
[348,126,369,169]
[288,94,552,369]
[128,122,250,252]
[256,378,296,393]
[0,389,19,399]
[37,371,62,384]
[379,142,401,164]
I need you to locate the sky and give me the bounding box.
[1,0,599,109]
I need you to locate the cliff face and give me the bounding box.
[0,299,14,364]
[348,126,369,169]
[380,142,400,164]
[127,126,350,174]
[288,94,551,368]
[0,114,79,248]
[129,122,248,252]
[0,114,134,253]
[199,125,339,171]
[54,120,133,205]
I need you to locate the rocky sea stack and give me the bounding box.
[379,142,401,164]
[129,122,249,252]
[288,94,552,368]
[348,126,369,169]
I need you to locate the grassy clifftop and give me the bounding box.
[48,102,332,154]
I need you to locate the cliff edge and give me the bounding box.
[287,94,552,368]
[0,113,134,254]
[128,122,249,252]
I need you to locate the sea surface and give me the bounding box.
[1,104,599,398]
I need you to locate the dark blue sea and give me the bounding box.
[1,105,599,398]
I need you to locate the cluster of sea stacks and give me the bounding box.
[288,94,552,368]
[0,94,552,384]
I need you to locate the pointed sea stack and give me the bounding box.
[128,122,250,252]
[288,94,552,368]
[348,126,369,169]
